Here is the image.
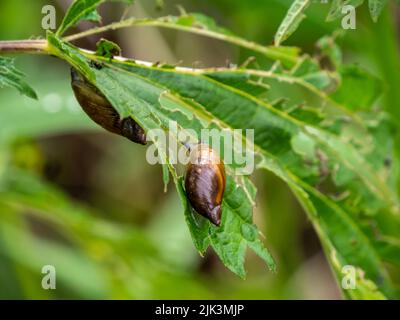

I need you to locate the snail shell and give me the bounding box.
[184,144,226,226]
[70,68,146,145]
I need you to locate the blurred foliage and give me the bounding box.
[1,0,400,299]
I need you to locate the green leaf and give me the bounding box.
[273,0,388,34]
[299,182,394,297]
[0,57,37,100]
[274,0,311,46]
[327,0,365,21]
[330,64,384,111]
[57,0,105,36]
[326,0,389,22]
[96,38,121,59]
[375,237,400,267]
[176,177,210,254]
[368,0,388,22]
[81,9,102,23]
[57,0,135,36]
[316,34,343,69]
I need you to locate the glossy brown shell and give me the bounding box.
[185,144,226,226]
[70,68,146,145]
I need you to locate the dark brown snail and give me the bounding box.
[184,144,226,226]
[70,68,147,145]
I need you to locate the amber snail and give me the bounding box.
[70,68,147,145]
[184,144,226,226]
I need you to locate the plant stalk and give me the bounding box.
[63,18,298,66]
[0,40,48,55]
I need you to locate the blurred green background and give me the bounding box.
[0,0,399,299]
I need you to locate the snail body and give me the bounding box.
[185,144,226,226]
[70,68,146,145]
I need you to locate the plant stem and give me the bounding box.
[0,40,48,55]
[63,18,298,66]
